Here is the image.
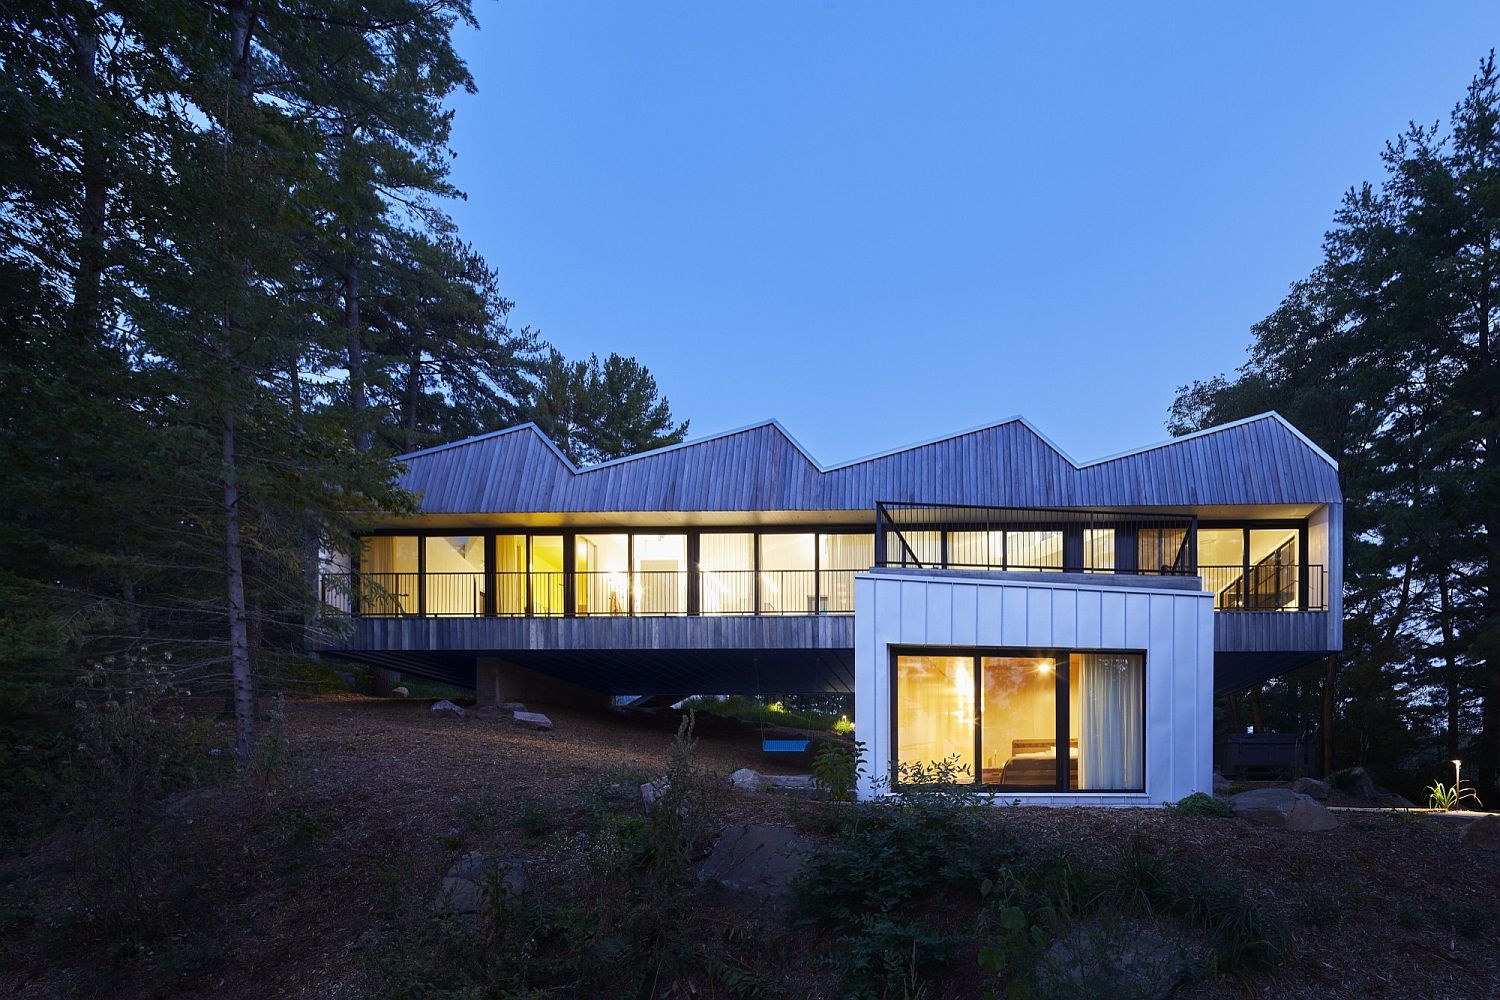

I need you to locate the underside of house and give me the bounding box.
[317,412,1342,803]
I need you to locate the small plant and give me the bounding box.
[1426,779,1483,812]
[1165,792,1233,818]
[833,715,855,736]
[1436,901,1494,939]
[516,795,554,841]
[813,739,866,801]
[453,783,501,834]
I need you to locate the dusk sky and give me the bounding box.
[443,2,1499,465]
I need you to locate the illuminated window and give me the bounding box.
[633,534,687,615]
[980,656,1059,787]
[530,536,565,616]
[360,536,417,615]
[701,533,754,614]
[424,536,486,616]
[759,533,815,614]
[494,535,526,615]
[818,533,872,612]
[895,655,976,782]
[576,534,629,616]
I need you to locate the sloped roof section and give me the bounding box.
[395,412,1341,514]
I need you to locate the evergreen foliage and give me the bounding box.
[1173,55,1500,795]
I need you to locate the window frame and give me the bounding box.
[888,644,1148,794]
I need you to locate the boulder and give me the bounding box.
[698,824,811,896]
[1037,916,1192,1000]
[1334,766,1378,800]
[641,776,670,806]
[499,701,527,712]
[430,699,465,718]
[436,852,525,915]
[729,768,765,791]
[512,710,553,731]
[759,773,816,792]
[1230,788,1339,831]
[475,703,512,721]
[391,686,409,698]
[1461,814,1500,852]
[1212,770,1231,796]
[1291,776,1331,800]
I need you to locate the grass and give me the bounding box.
[679,694,841,731]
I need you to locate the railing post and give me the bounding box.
[416,539,426,617]
[874,503,887,567]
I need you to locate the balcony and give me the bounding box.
[318,568,861,618]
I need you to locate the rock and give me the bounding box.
[390,686,409,698]
[511,710,552,730]
[641,776,670,806]
[729,768,764,791]
[436,852,525,915]
[1230,788,1339,831]
[1212,770,1231,796]
[1292,776,1331,800]
[1334,766,1378,800]
[1037,916,1192,1000]
[431,699,465,718]
[475,704,511,721]
[759,773,816,791]
[499,701,527,712]
[1461,814,1500,852]
[698,824,811,896]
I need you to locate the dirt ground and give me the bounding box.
[3,694,1498,999]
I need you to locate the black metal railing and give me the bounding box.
[875,502,1198,575]
[319,568,860,618]
[1201,564,1326,612]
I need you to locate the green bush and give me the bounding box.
[812,739,865,801]
[1166,792,1233,818]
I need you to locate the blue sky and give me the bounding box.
[444,2,1498,465]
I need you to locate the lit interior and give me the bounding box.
[700,533,755,613]
[895,655,976,782]
[424,536,486,615]
[633,534,687,614]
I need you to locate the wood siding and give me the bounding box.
[396,413,1341,514]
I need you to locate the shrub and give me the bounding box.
[1166,792,1233,818]
[516,795,554,841]
[812,739,866,801]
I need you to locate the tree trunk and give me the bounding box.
[223,414,255,762]
[1321,654,1338,777]
[345,244,373,453]
[1227,692,1242,733]
[403,352,421,452]
[1248,686,1264,734]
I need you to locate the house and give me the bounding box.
[318,412,1341,805]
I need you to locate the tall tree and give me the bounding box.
[524,349,689,464]
[1173,55,1500,795]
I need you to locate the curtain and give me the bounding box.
[1078,654,1144,790]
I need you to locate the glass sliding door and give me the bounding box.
[360,536,418,615]
[1070,653,1144,790]
[818,533,872,612]
[1083,528,1115,573]
[894,654,976,782]
[424,536,487,615]
[980,656,1060,787]
[633,533,687,615]
[1005,530,1063,571]
[948,530,1003,570]
[759,533,815,614]
[894,647,1145,793]
[700,533,754,614]
[576,533,629,616]
[1197,527,1246,608]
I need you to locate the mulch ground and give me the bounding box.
[2,693,1497,999]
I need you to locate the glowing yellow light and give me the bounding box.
[1037,659,1055,674]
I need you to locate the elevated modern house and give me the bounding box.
[319,412,1341,804]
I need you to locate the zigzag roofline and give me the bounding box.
[395,410,1338,475]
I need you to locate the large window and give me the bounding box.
[759,533,816,614]
[894,655,976,783]
[895,648,1144,792]
[424,536,486,616]
[361,536,418,615]
[576,534,629,616]
[530,535,565,616]
[1199,525,1303,610]
[495,535,527,615]
[634,534,687,615]
[819,534,873,612]
[701,533,754,613]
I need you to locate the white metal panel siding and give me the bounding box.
[855,572,1213,806]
